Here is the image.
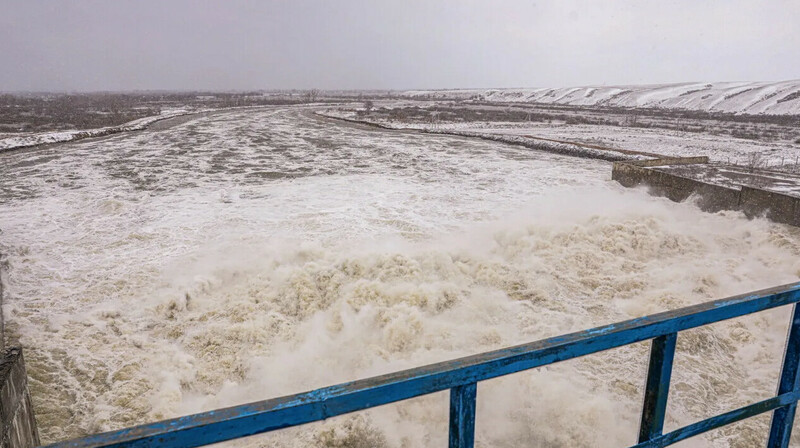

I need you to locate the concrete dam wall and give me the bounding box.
[0,349,39,448]
[612,157,800,227]
[0,252,39,448]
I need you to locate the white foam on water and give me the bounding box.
[1,108,800,447]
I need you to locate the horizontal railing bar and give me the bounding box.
[42,281,800,448]
[631,390,800,448]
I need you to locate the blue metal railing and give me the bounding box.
[43,282,800,448]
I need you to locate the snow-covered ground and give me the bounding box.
[320,109,646,161]
[404,80,800,116]
[0,108,193,151]
[320,108,800,166]
[458,122,800,166]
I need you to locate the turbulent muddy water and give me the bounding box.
[1,107,800,447]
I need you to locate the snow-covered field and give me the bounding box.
[453,122,800,165]
[0,108,192,151]
[320,108,800,166]
[320,109,646,161]
[2,106,800,447]
[404,80,800,116]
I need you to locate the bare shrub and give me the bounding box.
[304,89,320,102]
[745,152,765,172]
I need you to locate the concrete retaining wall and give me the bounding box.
[0,349,38,448]
[739,187,800,226]
[628,156,710,167]
[1,252,4,352]
[0,251,38,448]
[612,160,800,226]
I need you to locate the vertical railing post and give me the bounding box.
[768,304,800,448]
[449,383,477,448]
[638,332,678,443]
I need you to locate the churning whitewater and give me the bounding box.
[1,107,800,447]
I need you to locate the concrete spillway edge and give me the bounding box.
[612,158,800,227]
[0,248,40,447]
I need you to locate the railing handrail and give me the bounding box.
[42,281,800,448]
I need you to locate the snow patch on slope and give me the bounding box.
[404,80,800,115]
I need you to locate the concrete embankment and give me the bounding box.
[0,113,191,153]
[0,349,39,448]
[613,157,800,226]
[0,252,4,353]
[314,112,636,162]
[0,253,39,448]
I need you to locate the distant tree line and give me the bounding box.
[0,91,343,133]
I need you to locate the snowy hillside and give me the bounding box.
[404,80,800,115]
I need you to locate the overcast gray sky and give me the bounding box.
[1,0,798,92]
